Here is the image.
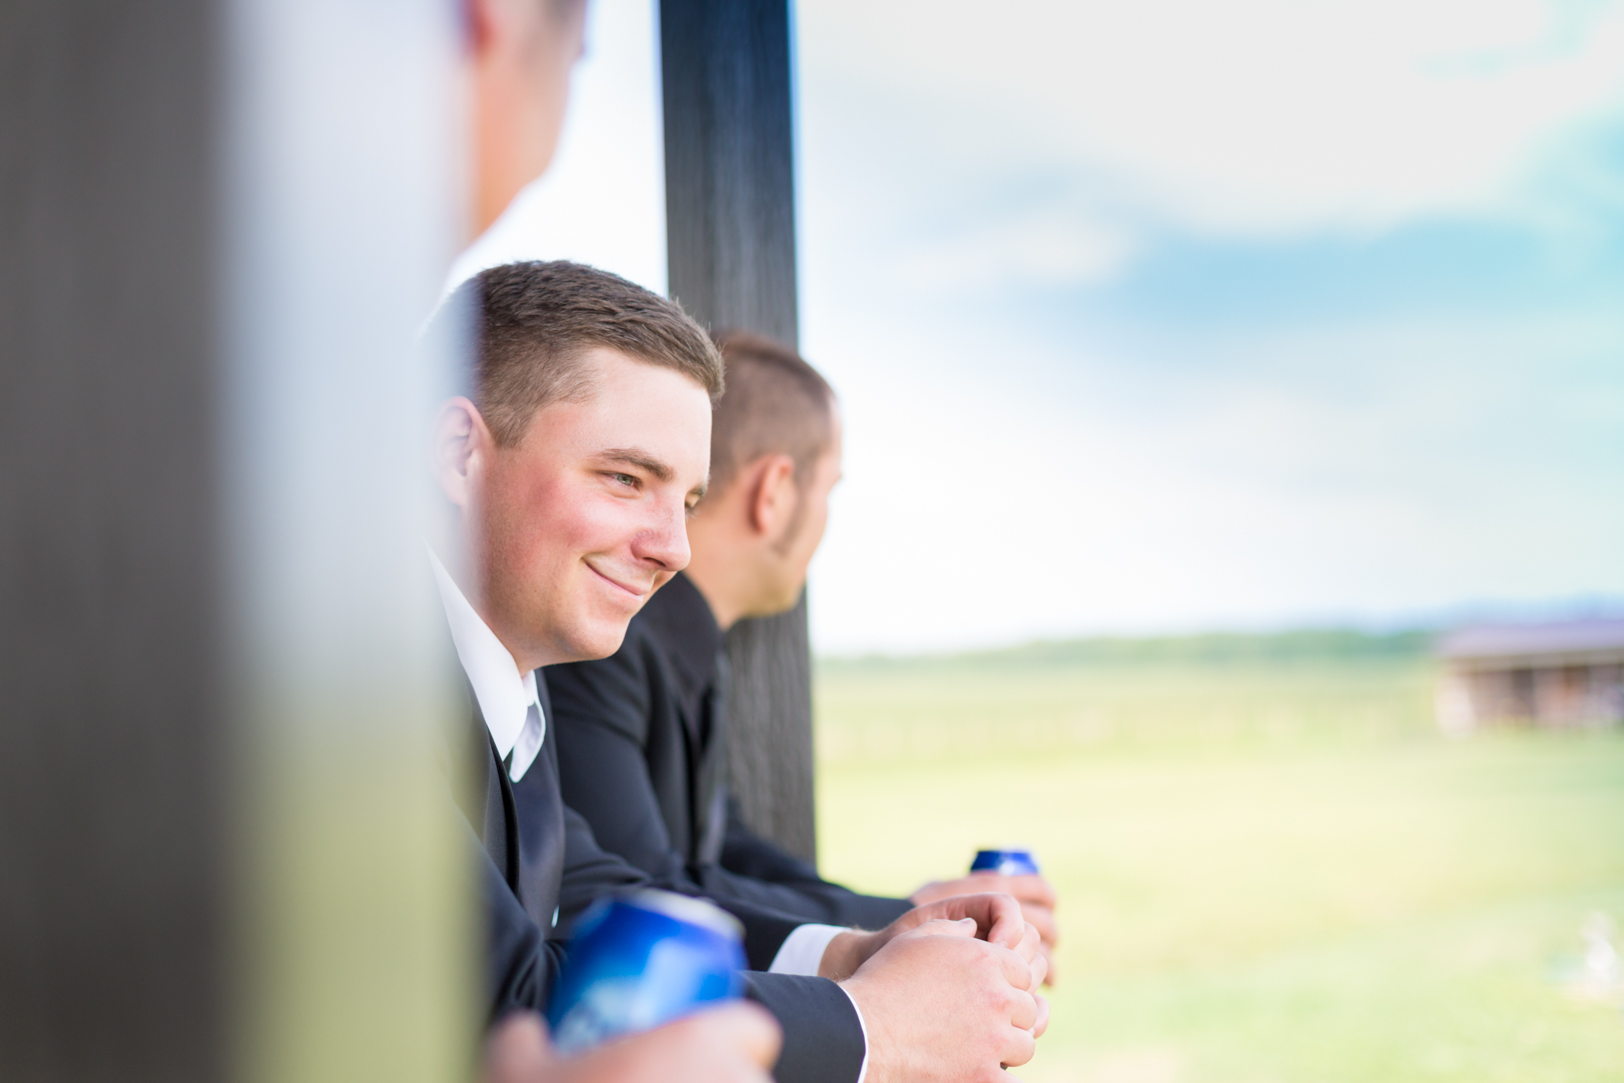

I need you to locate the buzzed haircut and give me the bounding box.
[444,260,724,447]
[708,331,837,498]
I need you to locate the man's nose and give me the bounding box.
[635,499,691,571]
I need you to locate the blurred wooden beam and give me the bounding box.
[0,3,466,1080]
[0,3,226,1079]
[660,0,818,862]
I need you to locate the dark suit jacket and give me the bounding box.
[547,573,914,930]
[453,669,866,1083]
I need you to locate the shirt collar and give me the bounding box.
[428,547,541,761]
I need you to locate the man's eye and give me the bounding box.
[610,472,638,488]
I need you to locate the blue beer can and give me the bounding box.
[547,889,746,1054]
[970,848,1041,877]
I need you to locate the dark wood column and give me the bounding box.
[1,3,466,1080]
[660,0,818,862]
[0,4,227,1079]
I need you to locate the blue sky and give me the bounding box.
[457,0,1624,654]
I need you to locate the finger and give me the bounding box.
[1039,942,1057,988]
[974,893,1028,950]
[997,1020,1039,1069]
[991,941,1038,993]
[1021,903,1058,947]
[1006,985,1040,1032]
[913,893,1026,949]
[1024,933,1048,991]
[1031,993,1051,1039]
[1013,920,1041,966]
[913,901,998,936]
[690,1002,782,1069]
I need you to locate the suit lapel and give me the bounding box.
[467,688,523,893]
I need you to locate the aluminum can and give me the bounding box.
[970,848,1041,876]
[547,889,746,1053]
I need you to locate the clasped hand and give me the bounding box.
[912,871,1059,984]
[821,892,1050,1083]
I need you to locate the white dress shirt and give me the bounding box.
[429,548,868,1077]
[430,549,544,782]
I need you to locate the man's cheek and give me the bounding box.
[570,495,636,550]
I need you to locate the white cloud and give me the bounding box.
[800,0,1624,239]
[805,310,1624,653]
[890,204,1133,290]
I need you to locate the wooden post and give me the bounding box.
[0,3,467,1081]
[0,4,226,1079]
[660,0,818,862]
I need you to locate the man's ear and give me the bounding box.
[747,453,799,539]
[433,396,494,510]
[463,0,501,56]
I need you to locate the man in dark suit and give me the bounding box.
[446,3,873,1080]
[547,334,1060,965]
[429,260,1049,1083]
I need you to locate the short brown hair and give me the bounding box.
[708,331,836,498]
[445,260,724,447]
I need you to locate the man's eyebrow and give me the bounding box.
[596,448,674,483]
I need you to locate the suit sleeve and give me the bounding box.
[553,802,661,932]
[721,797,822,882]
[550,645,697,886]
[718,802,915,929]
[554,801,812,972]
[486,810,864,1083]
[741,972,866,1083]
[550,651,914,931]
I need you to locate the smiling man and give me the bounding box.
[432,260,1049,1083]
[448,1,801,1079]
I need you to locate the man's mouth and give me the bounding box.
[584,560,649,601]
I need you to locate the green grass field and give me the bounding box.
[812,635,1624,1082]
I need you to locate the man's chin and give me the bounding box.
[558,617,633,663]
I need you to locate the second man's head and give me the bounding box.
[683,333,842,631]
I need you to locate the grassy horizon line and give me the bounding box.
[817,626,1437,670]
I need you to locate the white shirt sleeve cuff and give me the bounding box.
[766,922,846,975]
[767,924,870,1083]
[837,982,871,1083]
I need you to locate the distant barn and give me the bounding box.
[1435,619,1624,732]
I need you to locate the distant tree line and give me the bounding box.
[823,628,1433,672]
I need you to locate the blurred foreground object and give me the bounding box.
[485,1005,780,1083]
[1567,912,1624,1005]
[547,891,745,1054]
[1435,618,1624,733]
[0,3,465,1082]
